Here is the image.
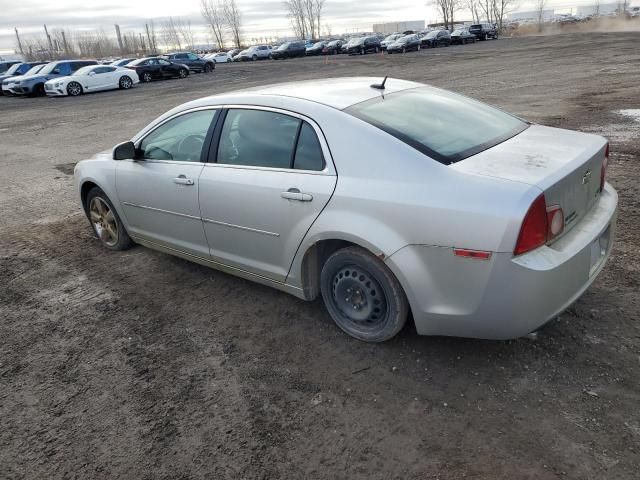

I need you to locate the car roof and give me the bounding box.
[197,77,423,110]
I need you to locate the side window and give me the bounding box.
[158,59,171,65]
[294,123,324,171]
[217,109,300,169]
[139,110,217,162]
[188,53,199,60]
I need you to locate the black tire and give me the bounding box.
[204,63,213,72]
[178,68,188,78]
[142,71,152,83]
[67,81,83,96]
[33,83,46,97]
[252,54,257,61]
[119,76,133,89]
[85,187,133,251]
[320,246,409,342]
[360,48,365,55]
[227,58,232,63]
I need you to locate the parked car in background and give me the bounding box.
[0,61,21,74]
[387,34,422,54]
[126,57,190,82]
[10,60,97,96]
[227,48,242,60]
[110,58,136,67]
[2,64,46,95]
[234,45,272,61]
[306,41,327,56]
[322,40,344,55]
[346,36,381,55]
[0,62,46,94]
[271,42,306,59]
[450,29,477,45]
[469,23,498,40]
[44,65,139,96]
[208,52,234,63]
[163,52,215,72]
[75,76,617,343]
[421,30,451,47]
[381,33,403,50]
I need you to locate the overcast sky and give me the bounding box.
[0,0,617,54]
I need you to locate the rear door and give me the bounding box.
[198,107,337,282]
[158,59,176,77]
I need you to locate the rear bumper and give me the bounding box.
[386,183,618,339]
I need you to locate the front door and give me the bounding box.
[198,107,337,282]
[116,108,219,257]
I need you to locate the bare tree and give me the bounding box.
[478,0,494,23]
[161,17,182,50]
[174,17,195,49]
[201,0,227,48]
[146,20,159,53]
[431,0,461,30]
[223,0,242,47]
[492,0,518,31]
[285,0,307,39]
[535,0,547,31]
[593,0,600,16]
[465,0,481,23]
[313,0,326,39]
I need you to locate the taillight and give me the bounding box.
[600,143,609,192]
[515,195,565,256]
[514,194,548,256]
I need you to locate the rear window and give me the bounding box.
[346,87,528,164]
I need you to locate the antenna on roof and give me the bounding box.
[370,76,388,90]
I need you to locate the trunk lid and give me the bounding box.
[451,124,607,236]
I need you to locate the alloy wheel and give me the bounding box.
[120,77,132,89]
[89,197,118,247]
[67,82,82,96]
[143,72,152,82]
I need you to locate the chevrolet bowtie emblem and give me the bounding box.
[582,170,592,185]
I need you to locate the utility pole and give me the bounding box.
[14,27,24,57]
[44,24,54,57]
[115,24,124,53]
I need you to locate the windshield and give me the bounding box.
[5,63,23,75]
[384,34,399,42]
[313,42,324,47]
[426,31,439,39]
[452,30,464,35]
[346,87,528,164]
[24,65,44,75]
[39,62,62,74]
[74,66,95,76]
[470,24,481,29]
[277,43,289,50]
[328,40,339,46]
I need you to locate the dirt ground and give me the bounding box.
[1,32,639,480]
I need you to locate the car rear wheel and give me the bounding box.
[119,76,133,89]
[320,246,409,342]
[252,54,257,61]
[227,58,232,63]
[67,81,82,96]
[204,63,213,72]
[178,68,188,78]
[142,72,152,82]
[85,187,133,251]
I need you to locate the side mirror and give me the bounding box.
[113,141,136,160]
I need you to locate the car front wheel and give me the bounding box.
[204,63,213,72]
[178,68,188,78]
[142,72,152,82]
[67,81,82,96]
[85,187,133,251]
[320,246,409,342]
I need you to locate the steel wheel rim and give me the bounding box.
[89,197,118,247]
[332,265,388,328]
[68,83,81,95]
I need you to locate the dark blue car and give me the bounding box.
[11,59,97,96]
[0,62,47,95]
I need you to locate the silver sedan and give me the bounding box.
[74,77,618,342]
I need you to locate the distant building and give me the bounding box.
[509,9,555,21]
[576,2,620,16]
[372,21,426,34]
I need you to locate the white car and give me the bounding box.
[44,65,139,97]
[207,52,233,63]
[74,77,617,342]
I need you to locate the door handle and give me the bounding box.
[281,188,313,202]
[174,175,194,186]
